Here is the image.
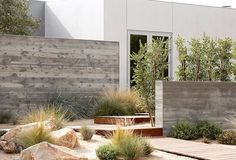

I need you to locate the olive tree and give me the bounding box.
[232,43,236,80]
[175,36,189,81]
[215,38,233,81]
[176,35,234,81]
[131,38,169,126]
[188,38,206,81]
[202,35,218,81]
[0,0,39,35]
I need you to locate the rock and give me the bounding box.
[20,142,88,160]
[0,140,22,153]
[0,120,56,153]
[51,128,79,149]
[1,120,56,142]
[0,127,20,142]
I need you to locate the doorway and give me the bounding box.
[128,31,172,88]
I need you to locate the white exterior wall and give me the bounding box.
[127,0,173,32]
[172,3,236,74]
[104,0,127,89]
[104,0,236,88]
[38,0,236,89]
[45,0,104,40]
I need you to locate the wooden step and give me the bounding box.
[95,127,163,137]
[94,115,154,126]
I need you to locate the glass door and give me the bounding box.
[128,31,171,88]
[129,34,147,87]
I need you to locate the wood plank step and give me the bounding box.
[95,127,163,137]
[94,115,154,126]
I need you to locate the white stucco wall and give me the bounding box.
[172,3,236,74]
[104,0,127,89]
[127,0,173,32]
[104,0,236,88]
[45,0,104,40]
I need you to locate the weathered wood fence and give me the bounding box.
[0,35,119,116]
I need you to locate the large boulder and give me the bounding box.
[0,140,22,153]
[0,120,56,153]
[51,128,79,149]
[1,120,56,142]
[20,142,88,160]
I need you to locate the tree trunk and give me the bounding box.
[183,60,186,80]
[146,99,155,127]
[208,64,212,81]
[195,58,200,81]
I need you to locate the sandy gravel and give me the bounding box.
[0,133,197,160]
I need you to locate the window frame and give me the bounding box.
[127,30,172,88]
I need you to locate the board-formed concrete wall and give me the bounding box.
[155,81,236,135]
[0,35,119,116]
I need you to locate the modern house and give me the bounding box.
[29,0,236,89]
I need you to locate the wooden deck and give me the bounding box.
[149,138,236,160]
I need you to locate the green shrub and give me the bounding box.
[21,105,68,130]
[95,89,141,116]
[80,126,95,141]
[195,120,222,140]
[96,144,118,160]
[0,111,13,124]
[169,120,197,140]
[217,130,236,145]
[16,123,54,148]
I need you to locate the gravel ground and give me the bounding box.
[0,149,197,160]
[0,120,198,160]
[0,134,197,160]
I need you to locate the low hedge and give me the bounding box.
[169,120,222,140]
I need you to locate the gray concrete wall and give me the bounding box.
[155,81,236,135]
[29,0,45,36]
[0,35,119,116]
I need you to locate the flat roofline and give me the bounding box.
[31,0,236,10]
[150,0,236,10]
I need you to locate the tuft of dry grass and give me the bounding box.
[110,127,134,146]
[117,136,144,160]
[110,127,153,160]
[95,88,144,116]
[226,117,236,129]
[16,123,54,149]
[102,89,140,109]
[21,105,68,130]
[79,126,95,141]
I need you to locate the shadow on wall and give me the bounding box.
[45,5,73,38]
[28,0,46,36]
